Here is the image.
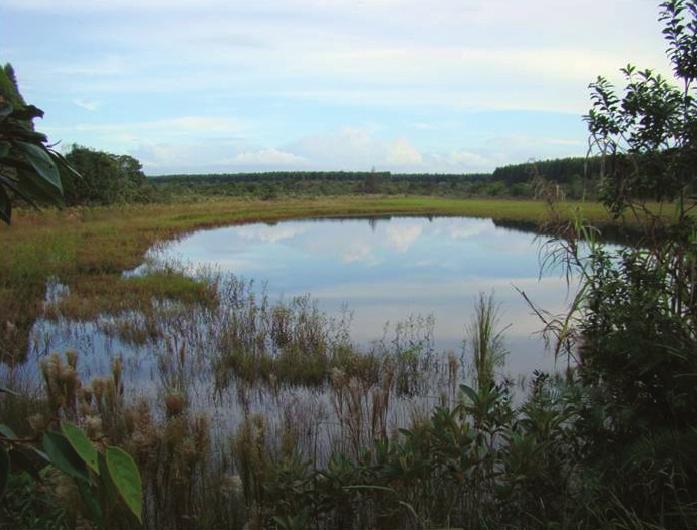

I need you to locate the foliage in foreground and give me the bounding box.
[0,416,143,530]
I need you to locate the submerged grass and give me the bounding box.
[45,269,217,322]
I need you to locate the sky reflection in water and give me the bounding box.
[156,216,578,378]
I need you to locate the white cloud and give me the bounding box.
[3,0,673,172]
[47,116,246,137]
[73,99,100,111]
[387,138,423,166]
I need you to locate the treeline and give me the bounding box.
[153,171,491,184]
[150,171,495,200]
[493,156,602,184]
[149,159,600,200]
[46,147,607,206]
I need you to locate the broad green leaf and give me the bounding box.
[0,445,9,499]
[106,446,143,523]
[42,431,89,483]
[459,384,479,404]
[16,168,65,206]
[61,422,99,475]
[14,141,63,195]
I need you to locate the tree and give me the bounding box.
[585,0,697,221]
[61,145,150,205]
[0,63,75,223]
[544,2,697,525]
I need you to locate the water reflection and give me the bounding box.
[151,216,579,376]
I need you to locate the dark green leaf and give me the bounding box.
[459,384,479,404]
[61,422,99,475]
[16,168,65,206]
[11,104,43,121]
[0,445,9,499]
[0,141,10,157]
[98,452,118,503]
[106,446,143,523]
[42,431,90,483]
[14,141,63,195]
[0,172,39,209]
[77,479,104,528]
[3,124,47,143]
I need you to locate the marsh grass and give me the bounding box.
[0,196,617,360]
[1,197,682,529]
[2,255,477,528]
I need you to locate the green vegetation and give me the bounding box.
[3,0,697,528]
[150,159,602,201]
[0,64,78,224]
[61,145,154,206]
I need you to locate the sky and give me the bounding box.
[0,0,676,175]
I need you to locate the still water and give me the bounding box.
[19,215,584,448]
[150,215,576,378]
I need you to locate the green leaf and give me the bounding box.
[42,431,90,483]
[61,422,99,475]
[15,168,65,207]
[459,384,479,404]
[0,445,8,499]
[106,446,143,523]
[14,140,63,196]
[11,104,43,121]
[0,141,10,157]
[47,148,83,179]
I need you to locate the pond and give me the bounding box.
[149,215,575,378]
[19,214,585,458]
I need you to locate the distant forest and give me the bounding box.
[149,156,600,200]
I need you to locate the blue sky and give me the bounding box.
[1,0,674,175]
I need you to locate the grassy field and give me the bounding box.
[0,195,650,360]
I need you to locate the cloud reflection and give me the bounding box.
[156,216,578,375]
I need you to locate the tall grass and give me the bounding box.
[465,291,508,391]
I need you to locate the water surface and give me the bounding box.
[152,215,575,377]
